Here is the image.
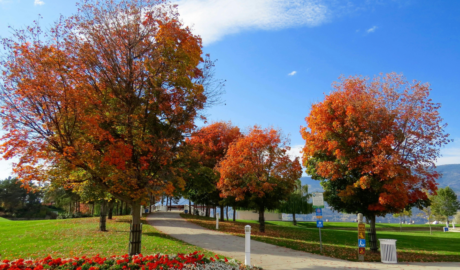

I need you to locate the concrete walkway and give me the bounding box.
[147,212,460,270]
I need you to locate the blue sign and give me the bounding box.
[317,220,324,228]
[315,208,322,216]
[358,239,366,248]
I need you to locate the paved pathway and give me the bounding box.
[147,212,460,270]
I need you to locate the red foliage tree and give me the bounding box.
[217,126,302,232]
[0,0,210,254]
[301,73,450,249]
[186,121,242,220]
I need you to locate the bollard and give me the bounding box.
[216,211,219,230]
[245,225,251,266]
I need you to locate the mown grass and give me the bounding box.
[237,219,447,231]
[181,214,460,262]
[0,216,217,260]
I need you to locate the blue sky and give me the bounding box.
[1,0,459,178]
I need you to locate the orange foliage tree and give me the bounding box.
[301,73,450,250]
[217,126,302,232]
[0,0,212,254]
[185,121,241,220]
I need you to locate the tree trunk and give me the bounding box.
[129,202,142,256]
[369,214,378,252]
[233,205,236,221]
[108,200,114,220]
[446,216,449,227]
[205,205,209,217]
[91,202,95,216]
[161,195,164,206]
[429,216,432,235]
[259,206,265,233]
[220,205,224,221]
[99,201,108,231]
[399,215,402,232]
[189,199,191,215]
[292,212,297,226]
[169,196,172,211]
[226,205,229,221]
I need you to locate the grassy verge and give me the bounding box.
[237,219,447,232]
[181,214,460,262]
[0,216,218,260]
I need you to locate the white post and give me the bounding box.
[245,225,251,266]
[216,210,219,230]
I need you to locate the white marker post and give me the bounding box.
[216,210,219,230]
[245,225,251,266]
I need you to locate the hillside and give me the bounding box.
[301,163,460,193]
[435,164,460,192]
[294,164,460,224]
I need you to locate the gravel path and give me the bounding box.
[147,212,460,270]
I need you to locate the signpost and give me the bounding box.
[357,213,366,261]
[314,193,324,253]
[315,208,322,219]
[312,192,324,208]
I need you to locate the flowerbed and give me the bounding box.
[0,252,261,270]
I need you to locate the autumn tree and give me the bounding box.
[301,73,450,251]
[217,126,302,232]
[0,0,217,255]
[186,121,241,220]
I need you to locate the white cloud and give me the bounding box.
[34,0,44,6]
[176,0,329,46]
[436,146,460,166]
[288,71,297,76]
[0,158,15,180]
[286,144,310,176]
[286,144,303,161]
[366,25,378,33]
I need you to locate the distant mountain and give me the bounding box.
[300,177,323,192]
[294,164,460,224]
[435,164,460,193]
[301,164,460,194]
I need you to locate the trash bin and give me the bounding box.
[443,227,449,232]
[184,210,188,214]
[379,239,397,264]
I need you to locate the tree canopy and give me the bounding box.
[301,73,450,250]
[0,0,216,255]
[217,126,302,232]
[431,186,460,224]
[301,73,450,216]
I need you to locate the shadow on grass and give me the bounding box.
[182,214,460,261]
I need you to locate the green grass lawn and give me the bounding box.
[182,214,460,262]
[0,216,217,260]
[0,217,11,222]
[238,219,447,231]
